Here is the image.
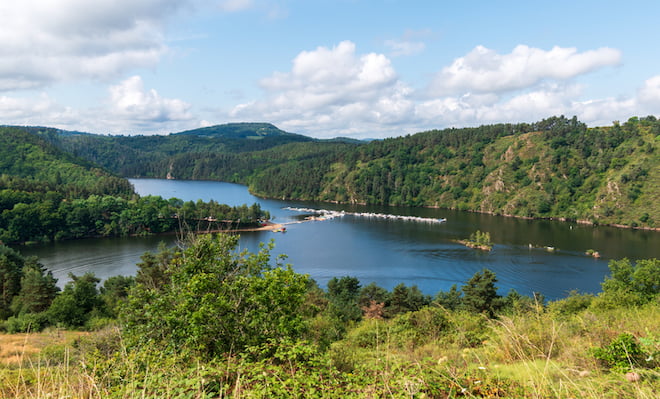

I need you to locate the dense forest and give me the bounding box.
[27,115,660,229]
[0,126,269,244]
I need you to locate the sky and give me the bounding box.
[1,0,659,139]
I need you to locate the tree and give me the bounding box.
[122,234,310,358]
[0,245,26,319]
[460,269,501,317]
[326,276,362,323]
[388,283,431,317]
[47,272,102,327]
[10,258,59,315]
[358,282,390,309]
[99,275,135,318]
[435,284,462,311]
[596,258,660,307]
[135,242,178,291]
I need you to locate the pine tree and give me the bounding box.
[461,269,501,317]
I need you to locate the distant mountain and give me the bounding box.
[175,122,309,141]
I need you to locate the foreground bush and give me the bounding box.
[121,234,310,358]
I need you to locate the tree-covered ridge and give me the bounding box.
[0,127,270,244]
[0,127,133,198]
[33,123,317,178]
[174,122,306,139]
[8,115,660,228]
[247,116,659,228]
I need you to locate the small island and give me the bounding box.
[458,230,493,251]
[586,248,601,258]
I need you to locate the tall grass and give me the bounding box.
[1,302,659,398]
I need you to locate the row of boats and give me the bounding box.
[284,207,447,224]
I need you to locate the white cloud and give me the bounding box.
[638,75,660,109]
[429,45,622,96]
[0,94,80,127]
[0,0,189,91]
[231,40,414,137]
[225,41,656,138]
[0,77,194,134]
[108,76,192,123]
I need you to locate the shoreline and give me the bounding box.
[134,178,658,233]
[251,191,659,232]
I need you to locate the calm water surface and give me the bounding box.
[16,179,660,300]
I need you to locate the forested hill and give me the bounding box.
[242,116,659,229]
[0,126,271,244]
[175,122,305,139]
[289,115,658,229]
[7,116,660,229]
[33,122,316,177]
[0,126,133,198]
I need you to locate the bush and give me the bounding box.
[548,290,594,315]
[591,333,649,372]
[3,312,50,333]
[391,306,449,347]
[121,234,310,359]
[594,258,660,308]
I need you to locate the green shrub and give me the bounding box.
[594,258,660,308]
[3,312,50,333]
[121,234,310,359]
[391,306,449,347]
[343,318,388,349]
[548,290,594,315]
[591,333,649,372]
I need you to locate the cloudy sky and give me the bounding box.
[1,0,658,139]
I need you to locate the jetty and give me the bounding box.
[284,207,446,224]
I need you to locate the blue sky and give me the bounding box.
[1,0,659,139]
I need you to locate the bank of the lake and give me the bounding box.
[14,178,660,301]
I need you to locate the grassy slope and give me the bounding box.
[1,302,658,398]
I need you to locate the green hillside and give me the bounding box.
[242,116,660,229]
[0,127,269,244]
[175,122,305,139]
[9,115,660,229]
[303,116,659,228]
[0,126,133,198]
[33,122,315,178]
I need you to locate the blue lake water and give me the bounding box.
[16,178,660,300]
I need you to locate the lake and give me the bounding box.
[15,179,660,300]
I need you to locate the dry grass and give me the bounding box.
[1,303,659,398]
[0,329,88,367]
[0,330,96,398]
